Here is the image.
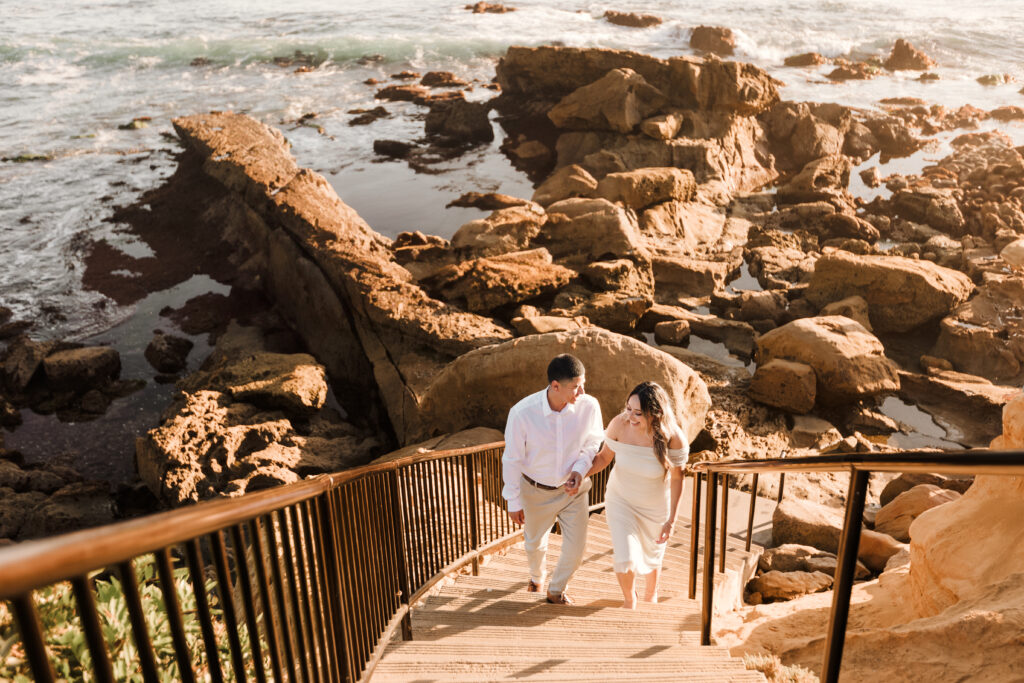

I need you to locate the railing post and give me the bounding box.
[822,469,870,683]
[746,473,759,552]
[389,469,414,640]
[777,472,786,503]
[719,474,729,574]
[688,471,702,600]
[11,593,55,683]
[700,471,718,646]
[466,453,481,576]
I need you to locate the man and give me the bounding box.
[502,354,603,605]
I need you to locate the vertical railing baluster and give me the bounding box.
[746,473,759,552]
[279,508,314,683]
[719,474,729,573]
[210,531,247,683]
[398,466,420,590]
[307,499,341,682]
[319,490,353,681]
[154,548,196,683]
[288,505,322,683]
[336,485,365,673]
[184,539,224,683]
[466,452,480,575]
[117,560,160,683]
[822,469,870,683]
[71,575,115,683]
[778,472,786,503]
[360,478,383,641]
[688,471,702,600]
[11,593,55,683]
[264,513,298,680]
[230,525,268,683]
[700,471,718,646]
[413,462,434,576]
[249,518,284,682]
[389,469,413,639]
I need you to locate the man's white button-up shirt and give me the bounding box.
[501,388,604,513]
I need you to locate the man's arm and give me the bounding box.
[571,398,604,476]
[501,407,526,518]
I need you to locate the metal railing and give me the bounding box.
[688,448,1024,683]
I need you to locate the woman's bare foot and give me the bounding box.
[622,590,638,609]
[644,593,658,604]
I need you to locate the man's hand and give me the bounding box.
[508,509,525,525]
[563,472,582,496]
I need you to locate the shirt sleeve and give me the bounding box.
[667,446,689,468]
[571,399,605,476]
[501,406,526,512]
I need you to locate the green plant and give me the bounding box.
[1,555,267,681]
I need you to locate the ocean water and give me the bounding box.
[2,0,1024,341]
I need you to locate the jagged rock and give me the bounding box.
[790,415,843,450]
[594,167,696,210]
[511,315,590,335]
[755,316,900,405]
[551,289,652,334]
[43,346,120,392]
[423,248,574,313]
[652,254,737,296]
[376,84,430,102]
[880,473,973,507]
[548,68,667,134]
[543,198,645,260]
[777,155,853,210]
[16,482,116,540]
[421,71,470,88]
[874,484,961,542]
[819,295,872,331]
[689,25,735,56]
[640,112,684,139]
[465,1,515,12]
[639,201,727,254]
[582,259,654,298]
[182,352,328,416]
[790,114,845,170]
[451,205,545,256]
[891,187,966,235]
[3,337,56,393]
[145,332,194,374]
[425,100,494,143]
[654,320,691,345]
[748,359,816,413]
[416,327,711,442]
[805,252,974,333]
[736,290,788,324]
[820,214,880,243]
[604,10,661,28]
[749,570,833,601]
[759,543,870,579]
[784,53,827,67]
[0,459,28,491]
[531,164,598,207]
[884,39,936,71]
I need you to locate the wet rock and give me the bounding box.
[145,332,194,374]
[784,53,827,68]
[531,164,598,207]
[451,204,544,257]
[876,484,961,543]
[543,198,645,260]
[749,570,833,601]
[416,327,711,442]
[883,39,936,71]
[790,415,843,450]
[827,61,879,81]
[689,25,735,56]
[372,139,416,159]
[347,106,390,126]
[422,248,574,313]
[390,70,421,80]
[897,369,1014,447]
[420,71,470,88]
[989,105,1024,122]
[805,251,974,333]
[604,10,661,28]
[42,346,120,392]
[755,316,900,406]
[594,167,696,210]
[446,192,532,211]
[548,68,667,134]
[0,459,28,491]
[465,1,515,12]
[976,73,1015,86]
[3,337,56,393]
[818,295,872,331]
[654,320,691,345]
[748,359,816,413]
[425,99,494,143]
[376,83,430,103]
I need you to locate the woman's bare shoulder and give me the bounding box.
[606,412,626,439]
[668,428,686,450]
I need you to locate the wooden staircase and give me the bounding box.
[372,512,765,682]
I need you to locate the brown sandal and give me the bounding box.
[546,591,574,605]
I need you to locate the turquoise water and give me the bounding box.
[2,0,1024,339]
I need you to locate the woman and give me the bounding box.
[587,381,689,608]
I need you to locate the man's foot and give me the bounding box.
[526,579,541,593]
[546,591,574,605]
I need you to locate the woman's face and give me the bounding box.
[624,394,650,430]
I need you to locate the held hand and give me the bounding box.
[508,509,525,525]
[563,472,582,496]
[656,520,674,544]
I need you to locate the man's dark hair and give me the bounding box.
[547,354,585,384]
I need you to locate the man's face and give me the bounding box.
[552,375,586,406]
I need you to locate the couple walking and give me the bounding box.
[502,354,689,608]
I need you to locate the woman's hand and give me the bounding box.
[656,520,674,544]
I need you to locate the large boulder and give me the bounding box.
[531,164,598,207]
[543,198,646,260]
[806,251,974,333]
[42,346,121,392]
[548,68,667,134]
[884,39,936,71]
[689,26,736,57]
[3,337,56,393]
[425,100,494,143]
[180,351,328,416]
[415,328,711,443]
[776,155,853,210]
[595,167,696,210]
[639,201,727,254]
[145,332,194,374]
[874,484,961,543]
[758,543,870,579]
[749,570,833,601]
[891,187,966,235]
[422,248,575,313]
[755,316,900,405]
[748,359,816,414]
[451,205,545,257]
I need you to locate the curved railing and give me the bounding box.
[688,448,1024,683]
[0,441,614,682]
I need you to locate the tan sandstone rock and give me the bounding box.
[594,167,696,210]
[543,198,646,260]
[874,484,961,543]
[451,205,545,257]
[548,68,667,134]
[748,359,816,413]
[818,294,872,331]
[749,570,833,601]
[531,164,597,207]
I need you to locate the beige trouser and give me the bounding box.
[520,475,592,594]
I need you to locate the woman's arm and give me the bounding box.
[657,466,685,543]
[585,413,623,478]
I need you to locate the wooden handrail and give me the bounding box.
[691,449,1024,476]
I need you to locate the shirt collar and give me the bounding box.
[540,387,576,416]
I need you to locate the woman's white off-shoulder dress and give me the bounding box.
[604,438,689,575]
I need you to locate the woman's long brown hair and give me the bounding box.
[629,381,676,477]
